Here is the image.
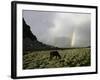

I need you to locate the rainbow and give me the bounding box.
[71,31,76,47]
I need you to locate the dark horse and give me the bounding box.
[50,50,61,60]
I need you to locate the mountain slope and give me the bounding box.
[23,19,58,54]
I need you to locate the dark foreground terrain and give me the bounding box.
[23,48,90,69]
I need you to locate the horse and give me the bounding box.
[50,50,61,60]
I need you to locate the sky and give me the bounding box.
[23,10,91,48]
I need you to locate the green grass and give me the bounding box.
[23,48,91,69]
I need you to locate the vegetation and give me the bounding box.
[23,48,91,69]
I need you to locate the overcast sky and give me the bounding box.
[23,10,91,48]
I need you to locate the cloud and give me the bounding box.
[23,10,91,48]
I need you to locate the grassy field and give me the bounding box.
[23,48,91,69]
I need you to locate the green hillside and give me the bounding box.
[23,48,90,69]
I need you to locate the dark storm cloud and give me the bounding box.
[23,10,91,48]
[74,20,91,47]
[23,10,55,41]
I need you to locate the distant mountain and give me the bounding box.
[23,19,58,54]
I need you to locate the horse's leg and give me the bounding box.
[50,53,54,60]
[58,55,61,59]
[55,55,58,59]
